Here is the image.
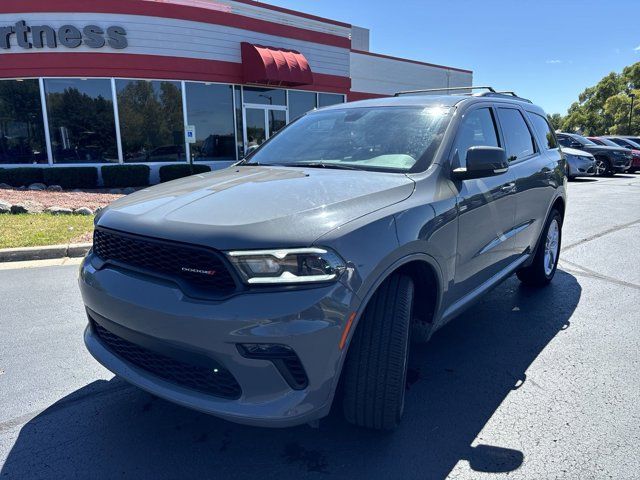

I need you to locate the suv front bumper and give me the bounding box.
[79,254,358,427]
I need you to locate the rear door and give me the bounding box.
[451,104,518,299]
[501,107,561,255]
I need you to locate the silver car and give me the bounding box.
[561,147,596,179]
[80,89,567,430]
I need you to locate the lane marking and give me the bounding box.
[562,218,640,252]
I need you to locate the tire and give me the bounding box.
[342,274,414,431]
[517,210,562,287]
[594,156,613,177]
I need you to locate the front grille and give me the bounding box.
[93,321,242,399]
[93,228,236,296]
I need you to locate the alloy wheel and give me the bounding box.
[594,159,607,176]
[544,219,560,276]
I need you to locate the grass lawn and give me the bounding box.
[0,214,95,249]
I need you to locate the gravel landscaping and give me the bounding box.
[0,187,124,211]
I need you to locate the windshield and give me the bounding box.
[596,137,621,147]
[573,134,596,146]
[244,106,452,173]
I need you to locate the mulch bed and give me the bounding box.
[0,188,124,210]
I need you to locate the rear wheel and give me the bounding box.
[342,274,414,431]
[517,210,562,287]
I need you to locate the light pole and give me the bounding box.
[629,92,636,135]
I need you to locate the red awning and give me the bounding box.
[241,42,314,87]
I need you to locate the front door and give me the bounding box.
[243,105,287,155]
[451,105,518,300]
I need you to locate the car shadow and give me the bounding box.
[569,178,598,183]
[1,271,581,480]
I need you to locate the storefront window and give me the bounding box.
[318,93,345,108]
[288,90,316,121]
[242,87,286,106]
[44,78,118,164]
[0,79,47,164]
[235,86,243,159]
[185,83,235,161]
[116,80,184,163]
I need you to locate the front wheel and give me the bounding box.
[594,157,613,177]
[517,210,562,287]
[341,274,414,431]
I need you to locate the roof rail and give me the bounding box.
[393,86,495,97]
[393,86,533,103]
[486,90,532,103]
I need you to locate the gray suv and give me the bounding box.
[80,88,567,431]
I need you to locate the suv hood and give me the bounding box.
[97,166,415,250]
[562,147,594,157]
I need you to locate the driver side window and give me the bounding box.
[453,108,500,168]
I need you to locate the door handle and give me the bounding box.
[501,182,517,193]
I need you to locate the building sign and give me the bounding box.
[0,20,127,50]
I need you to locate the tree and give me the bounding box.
[547,113,564,131]
[560,62,639,135]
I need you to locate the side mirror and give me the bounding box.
[452,146,509,180]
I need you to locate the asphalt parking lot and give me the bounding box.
[1,174,639,480]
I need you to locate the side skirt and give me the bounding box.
[438,253,530,326]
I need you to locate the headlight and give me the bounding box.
[227,247,346,285]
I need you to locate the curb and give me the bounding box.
[0,243,92,263]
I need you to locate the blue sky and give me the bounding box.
[263,0,639,114]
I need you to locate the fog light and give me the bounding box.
[237,343,294,359]
[237,343,308,390]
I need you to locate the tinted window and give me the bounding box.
[529,113,557,150]
[497,108,535,161]
[452,108,499,166]
[247,106,452,173]
[44,78,118,163]
[318,93,344,108]
[234,86,244,159]
[242,87,286,106]
[117,80,185,163]
[288,90,317,121]
[185,83,235,161]
[0,79,47,164]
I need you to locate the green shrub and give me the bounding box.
[159,164,211,183]
[43,167,98,189]
[0,167,45,186]
[101,165,150,188]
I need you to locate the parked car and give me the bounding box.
[601,136,640,172]
[80,89,567,431]
[587,137,640,172]
[561,146,596,179]
[556,133,631,176]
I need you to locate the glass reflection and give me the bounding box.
[288,90,316,121]
[44,78,118,163]
[0,79,47,164]
[185,83,235,161]
[243,87,286,106]
[318,93,345,108]
[117,80,184,163]
[245,108,266,150]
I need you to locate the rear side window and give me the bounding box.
[497,108,535,161]
[529,113,558,150]
[452,108,500,166]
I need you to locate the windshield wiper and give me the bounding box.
[284,162,362,171]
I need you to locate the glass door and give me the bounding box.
[244,108,267,152]
[242,104,288,156]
